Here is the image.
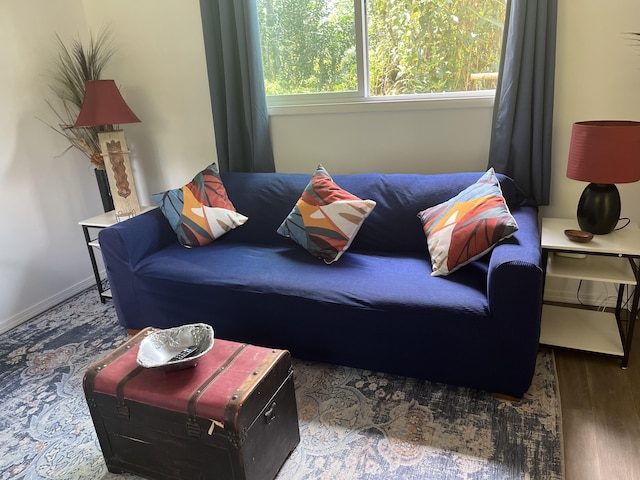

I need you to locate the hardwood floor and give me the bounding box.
[554,321,640,480]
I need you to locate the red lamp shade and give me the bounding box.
[74,80,141,127]
[567,120,640,184]
[566,120,640,234]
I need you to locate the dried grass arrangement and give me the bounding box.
[42,27,116,169]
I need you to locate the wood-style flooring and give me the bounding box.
[554,320,640,480]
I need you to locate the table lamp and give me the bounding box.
[74,80,142,220]
[566,120,640,234]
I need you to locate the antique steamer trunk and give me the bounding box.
[83,328,300,480]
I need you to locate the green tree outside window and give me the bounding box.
[257,0,506,97]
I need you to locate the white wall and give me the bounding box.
[544,0,640,221]
[270,97,494,175]
[541,0,640,305]
[2,0,640,333]
[0,0,106,333]
[0,0,217,334]
[81,0,218,201]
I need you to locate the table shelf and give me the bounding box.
[546,253,636,285]
[540,304,624,356]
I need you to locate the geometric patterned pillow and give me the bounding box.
[277,164,376,264]
[417,168,518,276]
[151,163,248,247]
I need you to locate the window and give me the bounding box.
[257,0,506,105]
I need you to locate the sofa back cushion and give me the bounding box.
[220,171,521,254]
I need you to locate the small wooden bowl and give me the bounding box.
[564,229,594,243]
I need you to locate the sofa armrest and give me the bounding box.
[98,209,175,330]
[98,208,175,267]
[488,239,543,324]
[487,207,542,310]
[485,207,543,391]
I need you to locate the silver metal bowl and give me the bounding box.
[136,323,214,371]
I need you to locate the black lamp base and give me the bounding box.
[94,168,115,213]
[576,183,620,235]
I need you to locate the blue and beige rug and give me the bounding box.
[0,288,563,479]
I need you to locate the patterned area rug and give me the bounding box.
[0,288,563,479]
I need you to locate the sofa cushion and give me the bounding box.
[151,163,248,247]
[277,165,376,263]
[417,168,518,276]
[137,243,490,317]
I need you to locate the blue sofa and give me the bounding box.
[99,171,543,398]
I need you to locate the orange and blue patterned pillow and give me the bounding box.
[417,168,518,276]
[277,165,376,264]
[152,163,248,247]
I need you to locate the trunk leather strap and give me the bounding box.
[185,343,248,437]
[187,343,248,420]
[83,327,153,398]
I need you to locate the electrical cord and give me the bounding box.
[576,280,586,307]
[575,280,635,312]
[615,218,631,231]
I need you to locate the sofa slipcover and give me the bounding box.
[99,171,543,398]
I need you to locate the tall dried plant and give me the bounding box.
[42,27,116,169]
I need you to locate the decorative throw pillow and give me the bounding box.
[417,168,518,276]
[277,164,376,264]
[151,163,248,247]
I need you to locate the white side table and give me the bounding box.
[540,218,640,368]
[79,207,156,303]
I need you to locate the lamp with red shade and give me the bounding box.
[567,120,640,234]
[74,80,142,220]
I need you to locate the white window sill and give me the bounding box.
[267,91,496,116]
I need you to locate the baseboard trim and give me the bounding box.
[0,278,97,336]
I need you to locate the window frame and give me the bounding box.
[263,0,501,111]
